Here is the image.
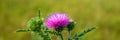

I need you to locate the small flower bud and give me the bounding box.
[27,17,43,32]
[67,20,76,31]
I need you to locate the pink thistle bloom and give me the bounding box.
[45,13,70,30]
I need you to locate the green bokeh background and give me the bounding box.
[0,0,120,40]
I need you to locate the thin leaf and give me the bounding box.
[78,27,96,37]
[16,29,31,32]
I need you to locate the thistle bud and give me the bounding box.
[27,17,43,32]
[67,20,76,31]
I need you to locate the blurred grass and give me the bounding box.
[0,0,120,40]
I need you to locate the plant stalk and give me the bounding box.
[31,32,41,40]
[68,31,71,40]
[59,33,64,40]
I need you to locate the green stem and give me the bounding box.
[68,31,71,40]
[59,33,64,40]
[43,30,51,40]
[31,32,41,40]
[38,9,41,18]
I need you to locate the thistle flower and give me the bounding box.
[45,13,70,30]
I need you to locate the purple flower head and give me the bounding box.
[45,13,70,30]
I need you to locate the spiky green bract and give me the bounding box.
[27,17,43,32]
[67,20,75,31]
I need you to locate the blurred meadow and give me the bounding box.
[0,0,120,40]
